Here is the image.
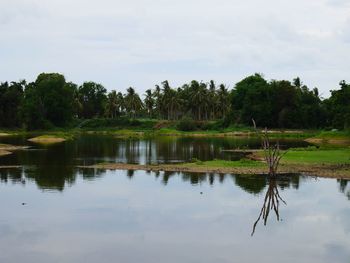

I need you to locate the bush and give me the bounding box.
[177,117,197,131]
[78,117,157,129]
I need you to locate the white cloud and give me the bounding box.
[0,0,349,96]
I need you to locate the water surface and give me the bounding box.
[0,135,349,263]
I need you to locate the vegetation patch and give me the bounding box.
[113,130,145,138]
[28,135,69,144]
[305,130,350,145]
[79,146,350,179]
[282,149,350,164]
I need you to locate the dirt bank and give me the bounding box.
[305,137,350,146]
[78,162,350,180]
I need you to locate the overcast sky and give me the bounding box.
[1,0,349,97]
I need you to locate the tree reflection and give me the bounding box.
[337,179,350,200]
[251,176,287,236]
[0,135,309,191]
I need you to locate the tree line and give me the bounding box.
[0,72,349,130]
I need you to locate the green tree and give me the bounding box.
[105,90,119,118]
[232,74,273,127]
[124,87,143,118]
[217,84,230,119]
[144,89,155,118]
[325,80,350,129]
[22,73,75,129]
[189,80,208,120]
[77,82,107,119]
[0,81,25,128]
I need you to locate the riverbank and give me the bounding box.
[1,117,349,141]
[78,146,350,179]
[0,127,319,139]
[78,161,350,179]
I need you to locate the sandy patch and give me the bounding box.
[28,136,66,144]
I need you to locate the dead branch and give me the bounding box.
[252,119,288,176]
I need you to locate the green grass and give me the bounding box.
[184,149,350,169]
[1,118,349,141]
[282,149,350,164]
[314,130,350,139]
[154,128,225,135]
[182,159,263,168]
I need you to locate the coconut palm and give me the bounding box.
[124,87,143,118]
[144,89,154,118]
[217,84,230,118]
[189,81,208,120]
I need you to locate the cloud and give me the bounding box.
[327,0,350,7]
[0,0,349,96]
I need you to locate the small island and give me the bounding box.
[28,135,68,144]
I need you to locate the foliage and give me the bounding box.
[80,117,156,129]
[0,72,349,131]
[22,73,75,129]
[0,81,24,128]
[177,116,197,131]
[77,81,107,119]
[282,149,350,164]
[323,80,350,129]
[231,74,325,128]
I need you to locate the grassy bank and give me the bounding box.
[282,149,350,164]
[80,147,350,179]
[1,118,349,141]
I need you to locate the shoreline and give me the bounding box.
[77,162,350,180]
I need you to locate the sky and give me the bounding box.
[0,0,350,98]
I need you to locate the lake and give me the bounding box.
[0,135,349,263]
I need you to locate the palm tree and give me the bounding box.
[217,84,230,118]
[208,80,218,119]
[116,92,125,115]
[167,88,183,120]
[153,85,162,119]
[125,87,143,118]
[160,80,173,120]
[106,90,118,118]
[144,89,154,118]
[189,81,208,120]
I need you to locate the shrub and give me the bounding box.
[177,117,197,131]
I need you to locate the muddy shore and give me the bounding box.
[78,162,350,180]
